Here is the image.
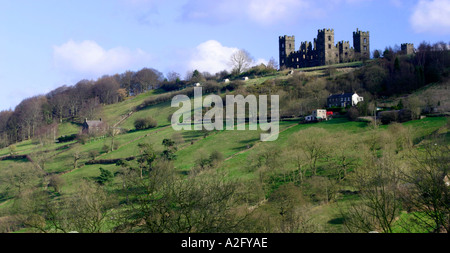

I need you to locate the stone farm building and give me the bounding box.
[82,118,107,135]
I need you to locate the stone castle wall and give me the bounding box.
[279,28,370,69]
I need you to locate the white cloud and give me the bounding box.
[187,40,239,74]
[410,0,450,34]
[53,40,152,78]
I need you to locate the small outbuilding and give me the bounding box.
[305,109,330,122]
[82,118,107,135]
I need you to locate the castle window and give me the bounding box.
[282,44,284,48]
[328,44,331,49]
[289,44,292,49]
[364,46,367,51]
[364,38,367,44]
[328,36,331,41]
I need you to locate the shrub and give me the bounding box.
[398,109,413,123]
[48,175,65,193]
[58,134,77,143]
[134,117,158,130]
[209,150,224,166]
[223,80,244,92]
[347,107,360,121]
[96,167,114,185]
[379,109,413,125]
[75,134,88,145]
[101,144,110,154]
[379,111,399,125]
[88,150,99,160]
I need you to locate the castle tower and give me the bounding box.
[353,28,370,60]
[316,29,338,65]
[279,35,295,69]
[338,41,353,63]
[401,43,415,55]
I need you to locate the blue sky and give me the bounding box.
[1,0,450,111]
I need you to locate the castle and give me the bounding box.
[279,28,370,69]
[401,43,415,55]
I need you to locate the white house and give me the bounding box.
[327,92,364,108]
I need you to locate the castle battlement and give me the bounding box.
[353,28,369,36]
[318,28,334,33]
[279,35,295,40]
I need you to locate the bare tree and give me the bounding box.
[66,180,115,233]
[48,174,65,194]
[115,160,249,233]
[14,96,46,139]
[133,68,164,93]
[79,97,102,122]
[16,180,115,233]
[267,57,278,70]
[120,71,135,94]
[73,147,82,170]
[230,49,253,74]
[0,163,43,198]
[291,127,330,176]
[329,133,360,181]
[401,137,450,233]
[343,150,403,233]
[166,71,181,82]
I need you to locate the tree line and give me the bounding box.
[0,48,273,148]
[0,67,166,148]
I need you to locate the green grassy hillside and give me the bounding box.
[1,63,449,233]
